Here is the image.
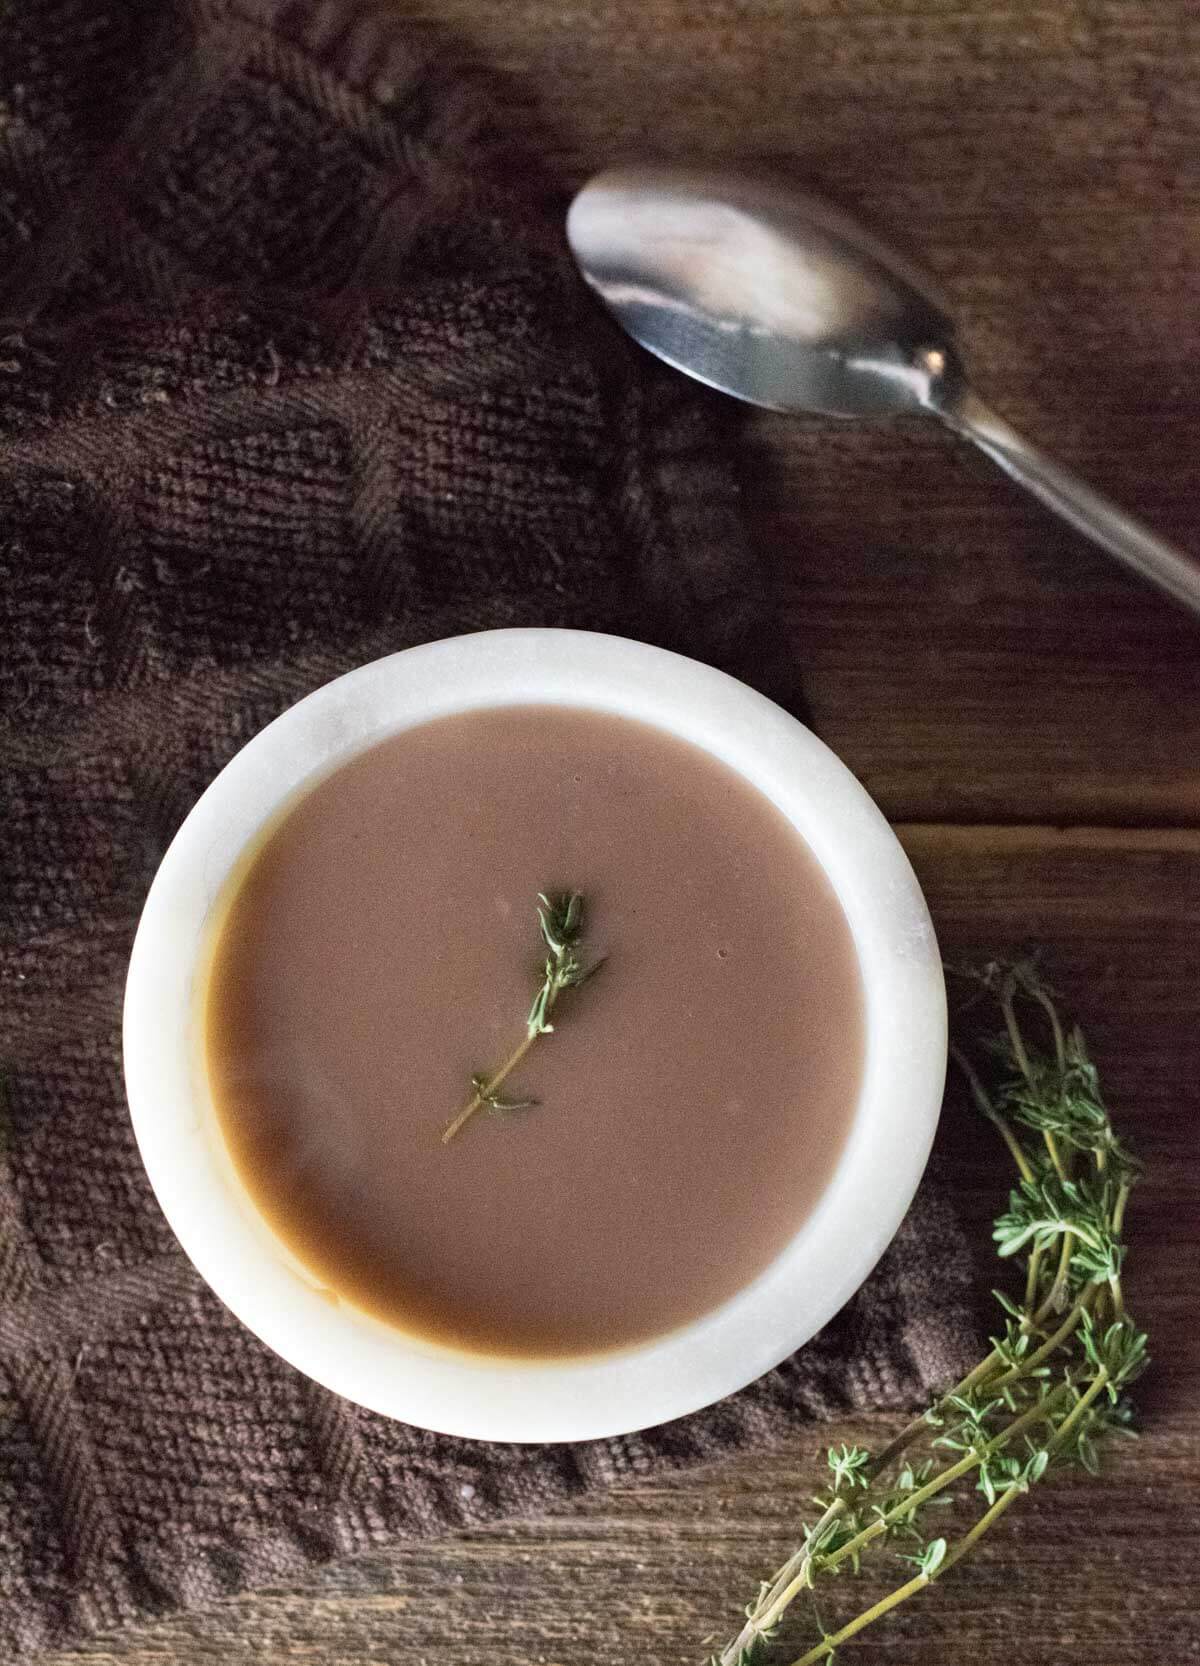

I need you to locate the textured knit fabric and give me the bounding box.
[0,1,979,1656]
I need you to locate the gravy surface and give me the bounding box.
[206,705,864,1356]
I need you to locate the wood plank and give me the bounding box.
[754,416,1200,825]
[43,826,1200,1664]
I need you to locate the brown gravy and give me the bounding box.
[205,705,864,1358]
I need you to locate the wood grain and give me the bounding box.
[46,3,1200,1662]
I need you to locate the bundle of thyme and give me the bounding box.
[708,961,1147,1666]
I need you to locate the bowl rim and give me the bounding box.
[123,627,945,1442]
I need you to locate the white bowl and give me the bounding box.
[123,629,945,1442]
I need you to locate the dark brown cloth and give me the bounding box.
[0,1,979,1656]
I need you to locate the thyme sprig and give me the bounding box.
[442,892,603,1144]
[707,961,1147,1666]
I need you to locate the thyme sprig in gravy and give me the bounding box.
[442,892,604,1144]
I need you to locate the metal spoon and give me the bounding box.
[566,163,1200,617]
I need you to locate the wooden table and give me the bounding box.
[55,3,1200,1662]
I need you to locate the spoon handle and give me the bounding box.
[935,386,1200,618]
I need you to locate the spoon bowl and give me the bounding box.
[567,165,958,419]
[568,162,1200,617]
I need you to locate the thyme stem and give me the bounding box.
[788,1570,929,1666]
[442,1032,538,1144]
